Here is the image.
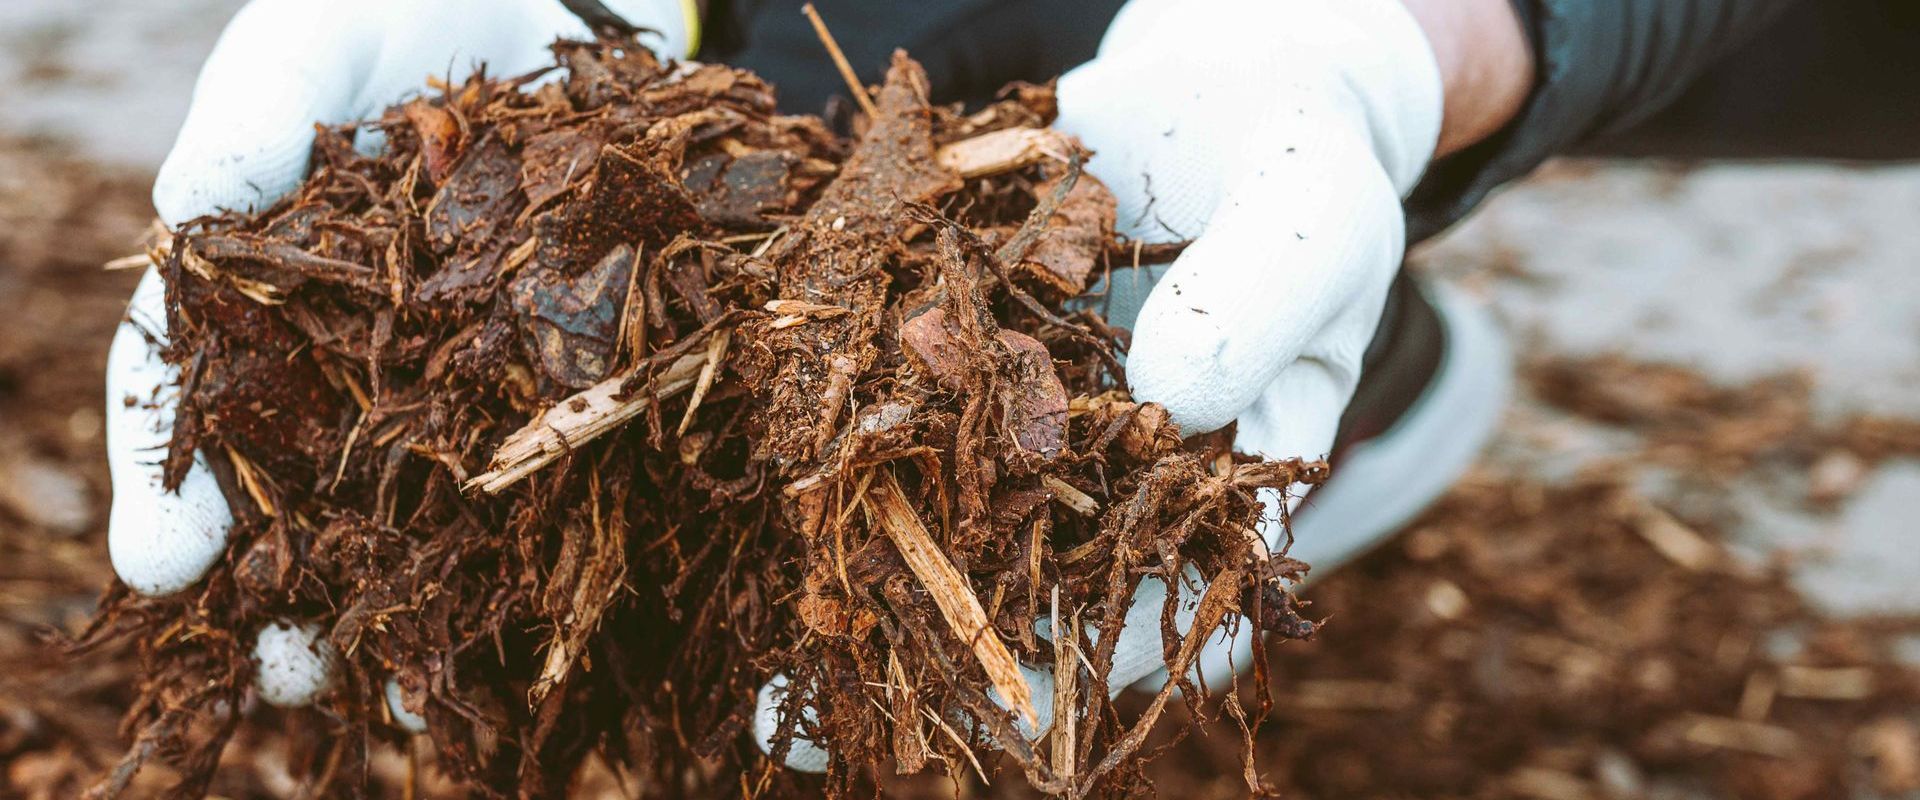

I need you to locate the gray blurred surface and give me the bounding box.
[0,0,246,167]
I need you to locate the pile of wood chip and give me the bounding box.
[74,38,1322,797]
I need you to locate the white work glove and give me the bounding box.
[754,0,1443,771]
[106,0,696,719]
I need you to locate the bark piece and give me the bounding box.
[510,243,635,389]
[403,101,464,184]
[535,143,703,270]
[1018,173,1116,296]
[900,307,1068,459]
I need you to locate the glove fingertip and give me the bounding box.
[107,455,233,598]
[1126,304,1250,435]
[152,127,316,228]
[253,621,338,708]
[753,675,830,772]
[384,677,429,733]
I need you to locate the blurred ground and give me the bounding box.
[2,2,1918,798]
[1423,162,1920,618]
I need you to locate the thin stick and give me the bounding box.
[465,348,708,493]
[1048,589,1078,780]
[866,471,1039,728]
[800,3,878,119]
[676,328,730,436]
[1042,475,1099,517]
[103,254,151,271]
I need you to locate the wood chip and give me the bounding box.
[935,127,1072,179]
[1737,670,1778,721]
[762,299,849,317]
[1672,713,1800,757]
[865,472,1038,728]
[1047,591,1078,780]
[1505,767,1594,800]
[225,447,278,518]
[1424,580,1470,621]
[1856,717,1920,793]
[1631,501,1719,570]
[102,253,151,272]
[1777,665,1874,700]
[465,349,708,493]
[1041,475,1098,517]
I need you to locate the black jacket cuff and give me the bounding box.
[1404,0,1802,243]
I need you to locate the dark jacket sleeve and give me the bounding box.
[675,1,1819,243]
[1404,0,1803,243]
[699,0,1125,117]
[1583,0,1920,161]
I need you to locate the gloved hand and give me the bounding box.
[753,0,1444,770]
[106,0,696,717]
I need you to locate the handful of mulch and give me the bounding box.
[85,37,1324,797]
